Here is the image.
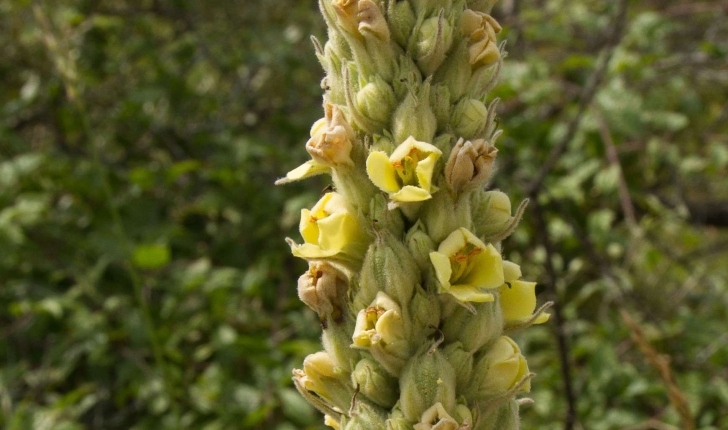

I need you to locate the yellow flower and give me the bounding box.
[289,192,366,260]
[472,336,530,395]
[352,292,408,357]
[324,415,340,430]
[366,136,442,202]
[460,9,502,66]
[499,261,550,325]
[429,228,504,303]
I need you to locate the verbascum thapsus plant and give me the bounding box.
[277,1,553,428]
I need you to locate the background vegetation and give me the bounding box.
[1,0,726,429]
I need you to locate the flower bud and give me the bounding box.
[352,358,399,408]
[472,190,512,238]
[414,402,459,430]
[445,138,498,193]
[293,351,355,412]
[406,221,436,272]
[410,0,454,17]
[325,414,342,429]
[344,399,388,430]
[356,75,397,129]
[421,190,472,244]
[369,193,405,237]
[306,103,356,167]
[473,399,519,430]
[298,262,349,323]
[408,286,441,344]
[442,342,474,388]
[354,231,420,310]
[453,403,474,428]
[386,417,412,430]
[332,0,361,36]
[431,84,451,132]
[451,98,488,140]
[393,55,423,100]
[323,319,361,372]
[392,83,437,144]
[399,346,457,422]
[467,336,530,399]
[388,0,416,47]
[414,11,455,76]
[358,0,390,43]
[441,300,503,353]
[352,292,410,375]
[461,10,502,67]
[433,41,471,102]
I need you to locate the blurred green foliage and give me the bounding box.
[1,0,726,429]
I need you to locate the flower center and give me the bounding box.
[392,148,426,187]
[450,243,483,282]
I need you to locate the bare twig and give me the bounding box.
[596,109,637,231]
[620,310,696,430]
[526,0,629,197]
[531,202,578,430]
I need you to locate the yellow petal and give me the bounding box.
[429,251,452,289]
[300,208,320,245]
[448,285,494,303]
[460,227,488,250]
[500,280,537,321]
[316,213,355,254]
[438,228,468,256]
[461,244,504,289]
[290,243,339,259]
[502,260,522,282]
[415,152,439,192]
[275,160,330,185]
[390,185,432,202]
[366,151,400,193]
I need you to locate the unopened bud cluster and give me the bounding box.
[278,1,552,428]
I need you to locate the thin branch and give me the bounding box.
[526,0,629,197]
[620,310,696,430]
[595,108,637,230]
[531,202,578,430]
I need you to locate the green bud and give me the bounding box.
[399,345,457,422]
[442,342,474,388]
[441,299,503,353]
[467,58,501,98]
[434,41,472,102]
[410,0,454,18]
[392,82,437,144]
[386,417,412,430]
[414,11,455,76]
[356,75,397,129]
[408,286,441,345]
[421,190,473,244]
[405,221,437,272]
[451,98,488,140]
[393,55,423,100]
[369,193,405,237]
[352,358,399,408]
[293,351,355,412]
[354,231,420,309]
[388,0,416,48]
[323,318,361,372]
[344,399,388,430]
[471,190,512,238]
[431,84,452,132]
[473,399,520,430]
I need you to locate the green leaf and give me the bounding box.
[132,244,171,269]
